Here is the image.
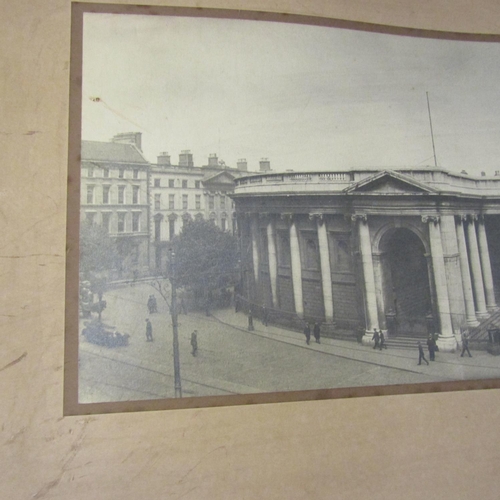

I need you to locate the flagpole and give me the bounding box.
[426,91,438,167]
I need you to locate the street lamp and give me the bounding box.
[169,250,182,398]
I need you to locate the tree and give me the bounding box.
[171,219,238,307]
[79,220,118,283]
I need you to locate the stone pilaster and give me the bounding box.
[311,213,334,323]
[466,215,489,319]
[353,214,379,343]
[250,215,260,284]
[456,216,479,327]
[423,215,456,352]
[477,215,498,311]
[288,215,304,318]
[266,217,278,308]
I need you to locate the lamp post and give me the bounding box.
[169,250,182,398]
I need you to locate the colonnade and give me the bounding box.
[243,212,497,352]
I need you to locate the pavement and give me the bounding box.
[78,282,500,404]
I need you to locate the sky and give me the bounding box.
[82,13,500,175]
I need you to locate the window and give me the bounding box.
[209,195,214,210]
[87,167,94,177]
[132,185,139,204]
[195,180,200,189]
[103,168,109,178]
[221,218,226,232]
[154,178,160,187]
[86,186,94,204]
[220,195,226,209]
[182,194,188,210]
[169,219,175,240]
[154,218,161,241]
[101,212,111,233]
[118,186,125,204]
[330,234,353,272]
[132,212,140,232]
[117,213,126,233]
[169,194,175,209]
[278,231,291,267]
[85,212,95,225]
[154,193,161,210]
[182,180,188,188]
[102,185,110,204]
[169,179,175,188]
[195,195,201,210]
[119,168,125,179]
[303,236,320,270]
[133,169,139,179]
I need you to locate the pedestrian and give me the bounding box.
[379,330,386,350]
[313,322,321,344]
[145,318,153,342]
[304,322,311,345]
[180,297,188,315]
[372,328,380,350]
[262,305,269,326]
[461,331,472,358]
[417,341,429,365]
[248,309,254,331]
[235,294,240,313]
[147,295,155,314]
[427,334,436,361]
[191,330,198,357]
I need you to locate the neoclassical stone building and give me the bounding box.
[232,168,500,351]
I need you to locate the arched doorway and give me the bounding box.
[380,228,432,335]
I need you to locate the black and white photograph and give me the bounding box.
[68,6,500,411]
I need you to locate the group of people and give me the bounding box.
[144,318,199,357]
[303,322,321,345]
[371,328,387,350]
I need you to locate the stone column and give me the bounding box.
[266,217,278,308]
[312,213,334,323]
[477,215,498,311]
[250,216,260,284]
[423,215,456,352]
[456,216,479,327]
[289,216,304,318]
[353,215,379,342]
[372,252,387,332]
[466,215,489,319]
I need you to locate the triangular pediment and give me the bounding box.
[343,170,437,195]
[203,171,237,186]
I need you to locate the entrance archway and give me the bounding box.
[380,228,432,335]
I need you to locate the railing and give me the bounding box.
[235,171,354,188]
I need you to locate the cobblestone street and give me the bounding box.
[79,282,500,404]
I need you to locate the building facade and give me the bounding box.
[232,168,500,351]
[149,151,240,274]
[81,134,151,280]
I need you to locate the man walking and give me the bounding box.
[427,334,436,361]
[304,322,311,345]
[191,330,198,357]
[379,330,386,350]
[145,318,153,342]
[313,322,321,344]
[372,328,380,350]
[418,341,429,365]
[461,331,472,358]
[262,305,269,326]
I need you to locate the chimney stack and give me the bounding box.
[112,132,142,151]
[208,153,219,167]
[157,152,171,166]
[259,158,271,172]
[179,150,194,167]
[237,159,248,172]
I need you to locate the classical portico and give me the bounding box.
[233,168,500,352]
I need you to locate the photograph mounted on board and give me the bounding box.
[65,4,500,414]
